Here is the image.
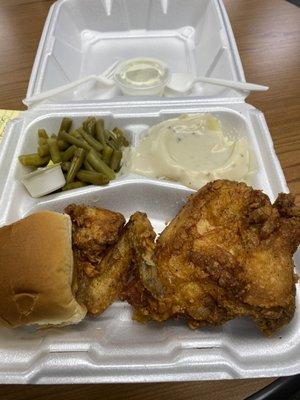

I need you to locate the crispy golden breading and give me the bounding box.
[65,182,300,335]
[65,204,126,314]
[82,229,132,315]
[66,205,157,317]
[120,212,169,322]
[65,204,125,264]
[123,180,300,335]
[84,212,159,316]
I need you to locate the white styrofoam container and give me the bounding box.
[0,103,299,383]
[0,0,298,385]
[26,0,246,102]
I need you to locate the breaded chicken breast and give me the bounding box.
[123,181,300,335]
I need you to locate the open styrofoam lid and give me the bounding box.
[26,0,248,107]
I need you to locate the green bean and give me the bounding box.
[83,117,96,136]
[112,127,129,147]
[87,150,115,180]
[102,144,113,164]
[95,119,105,143]
[70,129,82,138]
[76,133,92,149]
[84,159,96,171]
[57,118,73,146]
[82,117,94,129]
[79,128,103,152]
[61,161,71,172]
[19,154,50,167]
[96,129,106,148]
[38,137,47,146]
[77,170,109,186]
[66,148,86,183]
[59,117,72,134]
[60,131,92,152]
[110,149,122,171]
[47,138,61,163]
[62,181,87,191]
[105,130,120,150]
[38,129,48,139]
[57,139,69,150]
[70,129,92,149]
[38,144,49,157]
[87,120,96,136]
[61,145,77,162]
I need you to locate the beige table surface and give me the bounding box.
[0,0,299,398]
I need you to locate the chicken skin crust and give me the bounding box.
[122,180,300,335]
[65,204,126,314]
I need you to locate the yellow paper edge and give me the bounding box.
[0,109,21,142]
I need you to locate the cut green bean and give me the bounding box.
[58,118,73,145]
[61,161,71,172]
[82,117,94,129]
[87,120,96,136]
[95,119,105,143]
[62,181,87,191]
[105,130,120,150]
[38,137,47,146]
[38,129,48,139]
[19,154,50,167]
[38,144,49,157]
[77,170,109,186]
[83,117,96,136]
[102,144,113,164]
[70,129,82,138]
[47,138,61,163]
[57,139,69,150]
[87,149,115,180]
[110,149,122,171]
[61,144,77,162]
[79,128,103,152]
[60,131,92,152]
[59,117,72,134]
[77,134,91,149]
[66,148,86,183]
[112,127,129,147]
[19,117,125,195]
[84,159,96,171]
[69,130,91,149]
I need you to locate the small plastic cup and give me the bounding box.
[114,57,170,97]
[21,165,66,198]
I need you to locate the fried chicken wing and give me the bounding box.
[81,211,162,316]
[123,180,300,335]
[65,204,126,314]
[65,204,125,264]
[66,205,156,317]
[120,212,167,321]
[83,227,132,315]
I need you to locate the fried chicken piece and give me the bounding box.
[82,228,132,315]
[123,180,300,335]
[85,212,154,316]
[66,205,157,316]
[120,212,167,321]
[65,204,125,264]
[80,211,165,316]
[65,204,126,314]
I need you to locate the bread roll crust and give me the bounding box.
[0,211,86,327]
